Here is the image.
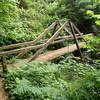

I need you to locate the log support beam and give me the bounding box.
[1,56,7,72]
[69,21,83,60]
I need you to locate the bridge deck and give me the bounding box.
[33,42,85,61]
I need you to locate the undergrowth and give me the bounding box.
[5,60,100,100]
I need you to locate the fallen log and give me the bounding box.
[34,42,86,61]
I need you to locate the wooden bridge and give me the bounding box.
[0,20,92,72]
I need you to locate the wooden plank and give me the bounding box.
[34,42,86,61]
[0,44,44,56]
[69,21,83,59]
[50,34,90,44]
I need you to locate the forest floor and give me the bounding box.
[0,78,9,100]
[0,42,85,100]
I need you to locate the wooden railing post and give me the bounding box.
[2,56,7,72]
[69,21,83,60]
[71,21,87,44]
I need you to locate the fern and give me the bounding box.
[5,61,100,100]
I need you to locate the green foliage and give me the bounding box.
[67,71,100,100]
[84,35,100,49]
[8,57,16,64]
[54,0,100,33]
[1,1,100,100]
[87,10,100,26]
[5,61,100,100]
[84,35,100,61]
[0,0,100,46]
[0,0,18,45]
[84,10,100,61]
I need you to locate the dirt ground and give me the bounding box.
[0,78,9,100]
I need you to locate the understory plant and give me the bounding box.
[5,61,100,100]
[84,10,100,61]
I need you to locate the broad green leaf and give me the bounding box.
[95,20,100,25]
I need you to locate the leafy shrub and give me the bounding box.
[84,10,100,61]
[5,61,100,100]
[1,0,100,46]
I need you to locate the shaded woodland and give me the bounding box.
[0,0,100,100]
